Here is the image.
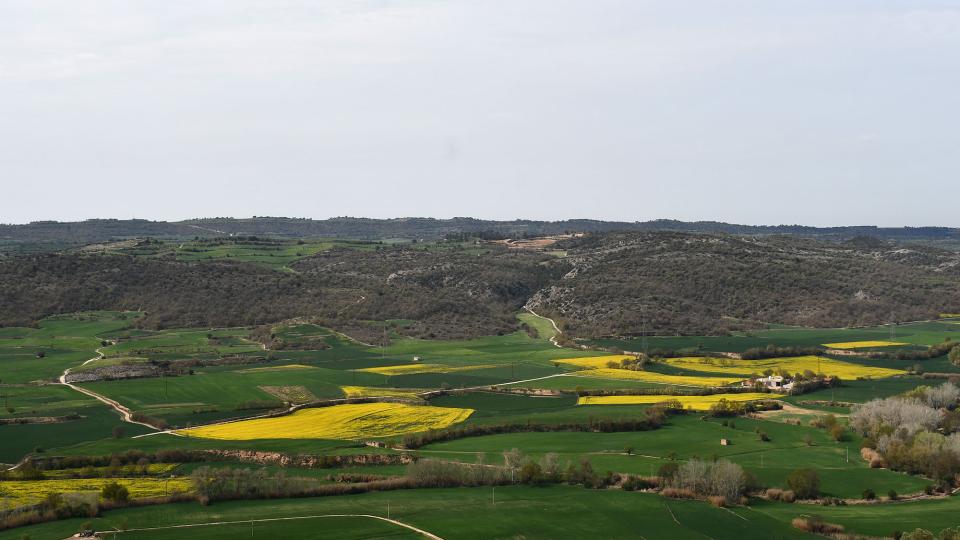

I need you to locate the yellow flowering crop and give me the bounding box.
[179,403,473,440]
[0,477,191,509]
[578,393,778,410]
[554,355,637,369]
[663,355,904,379]
[573,369,741,387]
[822,341,907,349]
[340,386,422,399]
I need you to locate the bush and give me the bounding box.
[785,469,820,499]
[900,529,935,540]
[707,495,726,507]
[791,517,844,535]
[661,487,696,499]
[100,482,129,503]
[862,488,876,500]
[888,489,898,501]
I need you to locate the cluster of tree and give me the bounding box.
[190,466,409,504]
[400,408,672,449]
[603,355,648,370]
[740,345,823,360]
[29,449,407,473]
[809,414,848,442]
[707,398,782,417]
[574,387,775,398]
[659,458,749,504]
[878,340,958,362]
[852,385,960,483]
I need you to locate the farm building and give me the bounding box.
[742,375,794,392]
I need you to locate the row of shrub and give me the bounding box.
[400,407,675,449]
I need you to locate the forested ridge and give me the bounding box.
[2,230,959,338]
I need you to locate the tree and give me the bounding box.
[950,346,960,367]
[658,462,679,481]
[502,448,525,470]
[519,459,544,485]
[540,453,560,480]
[101,481,130,503]
[786,468,820,499]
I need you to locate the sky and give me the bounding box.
[2,1,959,226]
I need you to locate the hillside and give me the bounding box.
[527,232,960,337]
[0,246,559,340]
[1,230,958,338]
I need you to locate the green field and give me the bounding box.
[116,237,382,271]
[587,320,960,353]
[417,414,929,499]
[0,486,814,540]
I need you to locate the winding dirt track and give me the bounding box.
[57,341,158,431]
[80,513,444,539]
[523,307,563,348]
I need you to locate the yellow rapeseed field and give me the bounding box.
[179,403,473,440]
[663,355,904,379]
[572,369,741,387]
[0,477,191,509]
[822,341,907,349]
[578,393,778,410]
[340,386,422,399]
[554,355,636,369]
[357,364,496,376]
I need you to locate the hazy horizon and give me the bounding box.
[3,1,959,227]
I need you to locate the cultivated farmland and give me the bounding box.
[179,403,474,440]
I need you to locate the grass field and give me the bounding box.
[0,486,813,540]
[577,393,777,409]
[117,237,381,271]
[587,319,960,352]
[179,403,474,440]
[661,355,905,379]
[419,414,929,499]
[356,363,497,376]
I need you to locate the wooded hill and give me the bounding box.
[3,217,958,246]
[528,232,960,336]
[1,230,958,338]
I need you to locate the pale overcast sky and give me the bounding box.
[1,1,958,226]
